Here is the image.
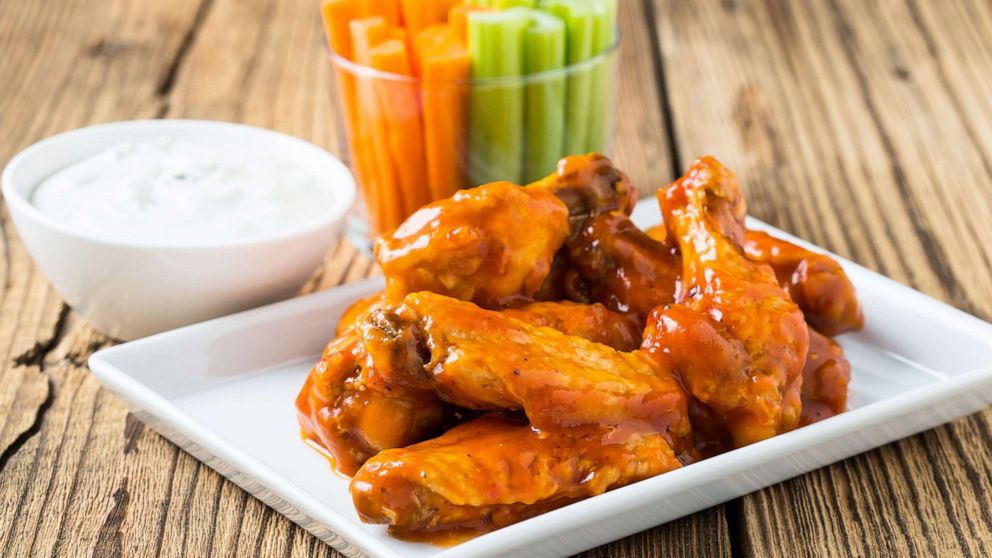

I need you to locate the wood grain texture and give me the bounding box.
[0,0,206,460]
[652,0,992,555]
[0,0,353,556]
[609,0,675,195]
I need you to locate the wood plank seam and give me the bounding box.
[825,0,977,316]
[642,0,684,179]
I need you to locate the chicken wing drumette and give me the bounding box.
[641,156,809,449]
[565,211,681,323]
[743,230,863,336]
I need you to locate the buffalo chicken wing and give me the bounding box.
[565,211,681,322]
[375,154,637,308]
[743,230,864,336]
[643,156,809,448]
[351,414,681,538]
[359,292,692,446]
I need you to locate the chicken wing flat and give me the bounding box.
[300,296,651,474]
[351,414,681,539]
[375,182,570,307]
[565,212,681,321]
[800,329,852,426]
[643,156,809,448]
[360,292,693,449]
[743,230,864,336]
[295,333,444,475]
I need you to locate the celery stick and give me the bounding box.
[586,0,617,152]
[468,9,529,185]
[540,0,594,156]
[520,9,566,182]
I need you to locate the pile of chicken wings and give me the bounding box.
[296,154,864,541]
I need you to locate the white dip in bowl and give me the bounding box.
[2,120,356,339]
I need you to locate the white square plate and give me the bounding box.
[90,201,992,558]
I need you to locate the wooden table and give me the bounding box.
[3,0,992,555]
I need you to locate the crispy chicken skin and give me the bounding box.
[361,292,692,445]
[800,329,852,426]
[335,291,387,336]
[500,300,642,351]
[375,182,570,307]
[566,212,681,322]
[743,230,864,336]
[642,156,809,448]
[351,414,681,537]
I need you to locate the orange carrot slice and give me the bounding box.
[320,1,379,220]
[415,26,469,200]
[449,4,494,44]
[361,0,401,26]
[320,0,362,60]
[351,17,402,232]
[401,0,461,37]
[369,38,431,219]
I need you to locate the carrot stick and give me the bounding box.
[320,0,363,60]
[351,17,402,232]
[401,0,460,37]
[370,38,431,220]
[449,4,494,44]
[361,0,401,26]
[415,26,470,200]
[413,25,450,71]
[320,1,380,226]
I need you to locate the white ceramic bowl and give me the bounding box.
[2,120,356,340]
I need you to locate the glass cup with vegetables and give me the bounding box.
[321,0,619,242]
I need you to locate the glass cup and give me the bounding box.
[327,39,618,248]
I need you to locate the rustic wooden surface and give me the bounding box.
[0,0,989,556]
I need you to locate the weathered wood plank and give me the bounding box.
[165,0,343,157]
[652,0,992,555]
[0,0,206,459]
[578,506,731,558]
[0,0,210,554]
[0,205,61,459]
[610,0,675,195]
